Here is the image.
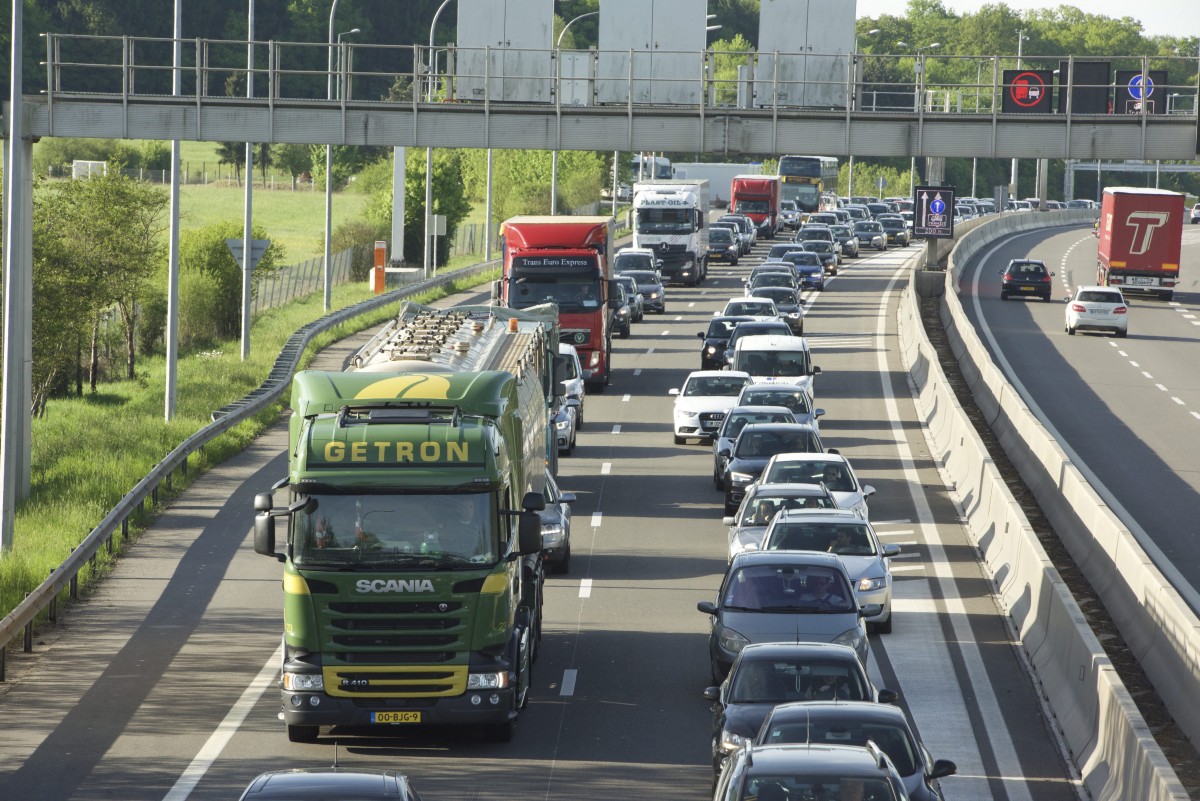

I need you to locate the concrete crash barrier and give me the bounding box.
[897,211,1190,799]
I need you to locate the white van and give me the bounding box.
[729,334,820,392]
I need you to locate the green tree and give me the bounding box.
[365,149,471,266]
[178,221,285,342]
[271,143,313,190]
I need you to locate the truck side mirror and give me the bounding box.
[552,355,570,390]
[522,491,546,512]
[518,511,542,555]
[254,513,278,559]
[491,279,503,302]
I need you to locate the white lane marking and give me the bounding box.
[1184,315,1196,320]
[1155,384,1168,392]
[612,425,622,435]
[1117,350,1128,357]
[646,348,655,355]
[890,564,927,573]
[674,316,683,321]
[660,330,670,336]
[688,302,696,308]
[1193,412,1200,421]
[161,645,284,801]
[601,462,612,475]
[579,579,593,598]
[872,519,913,526]
[622,394,631,402]
[1142,371,1154,380]
[634,368,642,376]
[590,512,603,527]
[1129,361,1140,367]
[560,669,578,696]
[1172,397,1185,405]
[886,541,920,547]
[889,552,923,559]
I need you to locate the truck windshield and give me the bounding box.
[737,200,770,213]
[636,207,693,234]
[293,492,499,569]
[509,274,602,312]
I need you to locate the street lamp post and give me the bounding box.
[426,0,455,276]
[323,0,343,313]
[847,30,880,195]
[551,11,600,214]
[1010,29,1029,203]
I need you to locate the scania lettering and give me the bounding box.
[632,179,711,286]
[496,216,616,391]
[254,302,565,744]
[1096,187,1184,301]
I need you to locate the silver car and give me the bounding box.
[723,482,839,561]
[758,509,899,633]
[758,452,875,519]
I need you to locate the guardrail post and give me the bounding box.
[122,517,129,541]
[49,570,58,622]
[1,643,6,681]
[23,600,33,652]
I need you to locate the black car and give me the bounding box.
[614,274,645,322]
[755,701,957,801]
[709,228,740,265]
[704,642,898,774]
[698,315,754,370]
[720,422,825,513]
[540,470,575,574]
[999,258,1054,301]
[610,282,632,338]
[799,241,838,276]
[238,770,423,801]
[719,215,756,254]
[712,405,798,490]
[829,224,860,258]
[878,216,910,246]
[750,287,804,334]
[621,269,666,313]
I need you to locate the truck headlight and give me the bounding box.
[468,671,509,690]
[283,672,325,692]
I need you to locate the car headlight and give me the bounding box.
[729,471,755,486]
[677,409,699,419]
[541,523,565,547]
[706,346,718,355]
[283,672,325,692]
[467,671,509,689]
[857,576,887,592]
[787,312,800,318]
[649,292,660,299]
[833,627,866,657]
[618,307,630,317]
[720,730,749,753]
[717,625,750,654]
[555,418,571,431]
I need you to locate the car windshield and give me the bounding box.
[729,659,869,703]
[880,219,903,229]
[723,564,854,611]
[796,229,830,241]
[739,493,837,525]
[1009,263,1045,276]
[725,301,777,316]
[735,429,819,458]
[615,253,654,272]
[768,245,803,258]
[803,242,833,253]
[735,350,811,378]
[751,276,795,290]
[711,229,733,243]
[706,319,743,338]
[684,376,750,397]
[723,411,796,438]
[757,289,798,306]
[830,226,852,236]
[741,777,893,801]
[740,389,811,415]
[623,271,660,288]
[763,460,854,491]
[294,493,499,568]
[783,253,822,266]
[766,522,876,556]
[855,223,882,233]
[1078,290,1123,304]
[759,721,918,775]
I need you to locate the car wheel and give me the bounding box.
[674,434,686,445]
[711,658,724,686]
[576,405,584,431]
[1000,292,1009,301]
[1066,324,1076,335]
[1043,294,1052,302]
[1116,328,1128,338]
[554,541,571,575]
[287,724,319,744]
[620,326,630,339]
[723,496,738,515]
[714,469,724,490]
[875,614,893,635]
[731,257,738,266]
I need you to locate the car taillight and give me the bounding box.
[1114,306,1127,314]
[1041,275,1051,282]
[1070,303,1087,312]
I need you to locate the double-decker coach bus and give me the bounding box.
[778,155,839,216]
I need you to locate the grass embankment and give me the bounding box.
[0,265,497,623]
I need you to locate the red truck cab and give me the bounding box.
[498,216,616,390]
[1097,188,1184,301]
[731,175,782,239]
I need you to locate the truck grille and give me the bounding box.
[561,329,591,347]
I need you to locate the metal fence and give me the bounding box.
[252,248,355,315]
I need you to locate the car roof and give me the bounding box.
[240,770,413,799]
[727,404,797,416]
[737,641,861,660]
[731,549,844,569]
[741,743,897,776]
[558,342,579,357]
[687,369,750,379]
[766,452,847,464]
[617,247,656,256]
[735,335,809,350]
[764,699,910,727]
[746,482,837,498]
[1074,285,1123,294]
[772,509,867,524]
[742,382,813,394]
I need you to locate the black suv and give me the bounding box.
[698,315,754,370]
[999,259,1054,301]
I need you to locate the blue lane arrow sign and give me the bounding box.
[1129,74,1154,100]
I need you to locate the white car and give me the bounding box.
[1190,203,1200,224]
[1064,286,1128,338]
[757,452,876,519]
[558,342,585,427]
[720,296,781,319]
[669,370,752,445]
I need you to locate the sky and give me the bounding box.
[855,0,1190,41]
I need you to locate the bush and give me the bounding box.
[332,220,390,280]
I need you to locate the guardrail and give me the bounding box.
[39,34,1198,119]
[897,211,1191,799]
[0,259,497,680]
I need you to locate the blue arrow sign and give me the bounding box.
[1128,74,1154,100]
[930,197,945,215]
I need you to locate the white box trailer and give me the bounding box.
[596,0,706,105]
[756,0,856,109]
[456,0,554,103]
[671,163,762,208]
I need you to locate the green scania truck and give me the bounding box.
[254,302,563,743]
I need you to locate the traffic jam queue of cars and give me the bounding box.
[669,205,953,800]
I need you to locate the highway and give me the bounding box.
[0,237,1083,801]
[956,222,1200,611]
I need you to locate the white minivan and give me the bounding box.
[729,334,820,393]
